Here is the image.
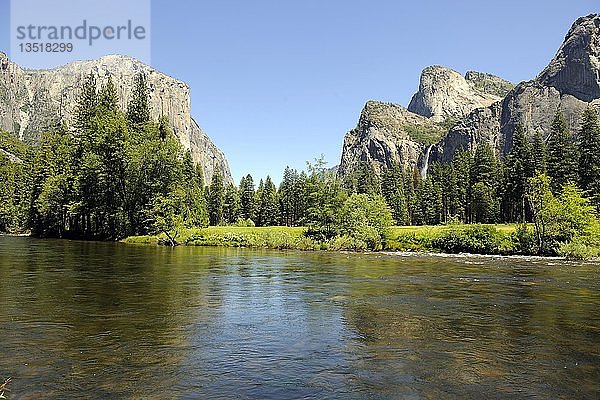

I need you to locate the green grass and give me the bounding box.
[123,223,526,253]
[387,223,526,253]
[123,226,319,250]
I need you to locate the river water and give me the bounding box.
[0,236,598,399]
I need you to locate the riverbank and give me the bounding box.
[122,224,600,260]
[122,224,522,253]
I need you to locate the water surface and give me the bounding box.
[0,236,599,399]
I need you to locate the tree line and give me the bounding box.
[1,69,599,253]
[0,72,207,241]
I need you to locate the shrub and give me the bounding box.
[337,193,394,250]
[431,225,504,254]
[511,224,537,255]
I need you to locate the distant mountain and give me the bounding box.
[408,66,513,122]
[432,13,600,163]
[0,54,232,184]
[339,13,600,178]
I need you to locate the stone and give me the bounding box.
[408,65,513,122]
[0,53,232,185]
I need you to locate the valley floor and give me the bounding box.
[122,223,525,254]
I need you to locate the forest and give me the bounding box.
[1,74,599,257]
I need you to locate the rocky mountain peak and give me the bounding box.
[0,54,232,185]
[536,13,600,102]
[407,65,513,122]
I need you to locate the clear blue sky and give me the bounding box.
[1,1,598,183]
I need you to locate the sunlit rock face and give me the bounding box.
[0,53,232,184]
[408,65,513,122]
[432,14,600,163]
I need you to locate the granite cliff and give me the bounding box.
[0,54,232,184]
[432,13,600,163]
[339,67,512,178]
[407,66,513,122]
[340,14,600,177]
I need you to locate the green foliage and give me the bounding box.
[578,107,600,211]
[207,172,225,226]
[531,131,548,175]
[278,167,306,226]
[0,130,31,160]
[304,156,347,239]
[15,71,209,240]
[256,176,278,226]
[381,166,409,225]
[343,162,380,195]
[126,73,151,127]
[504,124,534,222]
[527,174,598,256]
[338,193,394,250]
[547,111,579,193]
[223,184,241,224]
[239,174,256,221]
[431,225,505,254]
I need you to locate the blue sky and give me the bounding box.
[1,1,598,183]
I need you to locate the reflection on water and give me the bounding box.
[0,236,599,399]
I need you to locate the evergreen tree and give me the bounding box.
[278,167,302,226]
[239,174,256,222]
[547,111,579,193]
[207,172,225,225]
[471,143,500,223]
[304,156,347,238]
[344,162,380,195]
[126,73,150,128]
[578,107,600,209]
[74,73,98,135]
[504,124,534,221]
[98,76,119,114]
[452,149,473,223]
[532,131,548,174]
[223,184,241,224]
[472,182,498,223]
[257,176,278,226]
[381,166,408,225]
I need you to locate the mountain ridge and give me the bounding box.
[339,13,600,178]
[0,53,233,185]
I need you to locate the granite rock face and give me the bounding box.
[537,14,600,102]
[338,101,444,177]
[339,14,600,178]
[0,53,232,185]
[432,13,600,163]
[408,66,513,122]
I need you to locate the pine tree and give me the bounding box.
[126,73,150,128]
[239,174,256,222]
[578,107,600,210]
[547,111,579,193]
[207,172,225,225]
[505,124,533,221]
[471,143,500,223]
[532,131,548,174]
[99,76,119,114]
[223,184,241,224]
[381,166,408,225]
[452,149,473,223]
[257,176,278,226]
[74,73,98,135]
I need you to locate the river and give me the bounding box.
[0,236,598,399]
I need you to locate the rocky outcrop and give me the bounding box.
[408,66,513,122]
[0,53,232,184]
[537,14,600,102]
[432,14,600,162]
[338,101,444,177]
